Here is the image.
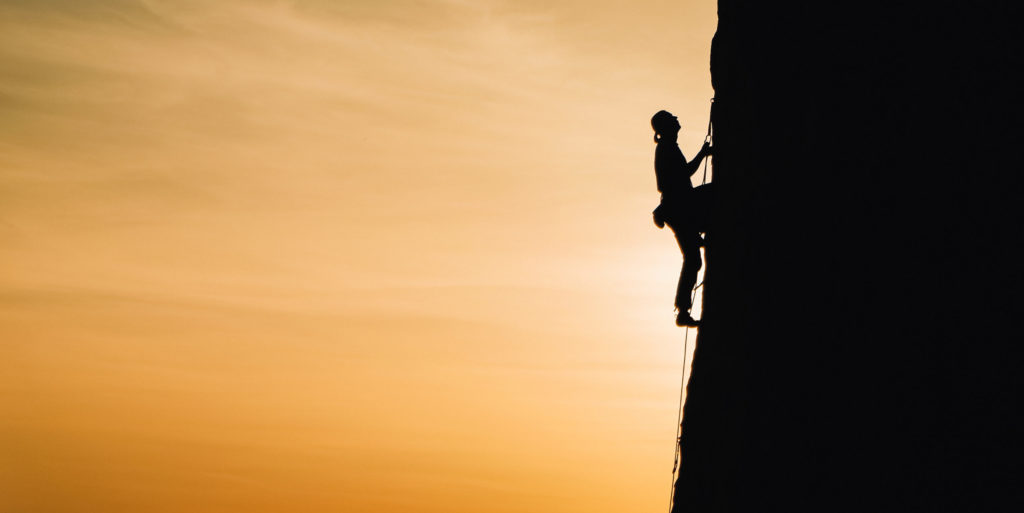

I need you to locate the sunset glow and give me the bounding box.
[1,1,716,511]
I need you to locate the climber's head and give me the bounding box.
[651,110,680,143]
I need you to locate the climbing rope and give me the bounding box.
[667,97,714,513]
[667,283,700,512]
[667,279,705,512]
[702,98,714,186]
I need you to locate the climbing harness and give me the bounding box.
[667,98,714,513]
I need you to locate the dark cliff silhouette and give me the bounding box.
[671,2,1022,512]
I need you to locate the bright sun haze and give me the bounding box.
[0,1,715,512]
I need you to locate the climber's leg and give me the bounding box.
[678,234,702,311]
[669,222,702,313]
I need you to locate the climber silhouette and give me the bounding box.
[650,110,714,327]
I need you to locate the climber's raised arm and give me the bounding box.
[685,141,713,177]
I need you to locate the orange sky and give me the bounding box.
[0,1,716,511]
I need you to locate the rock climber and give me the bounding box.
[650,109,714,327]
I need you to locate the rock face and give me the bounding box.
[672,2,1022,511]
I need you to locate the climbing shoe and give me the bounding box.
[676,312,700,327]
